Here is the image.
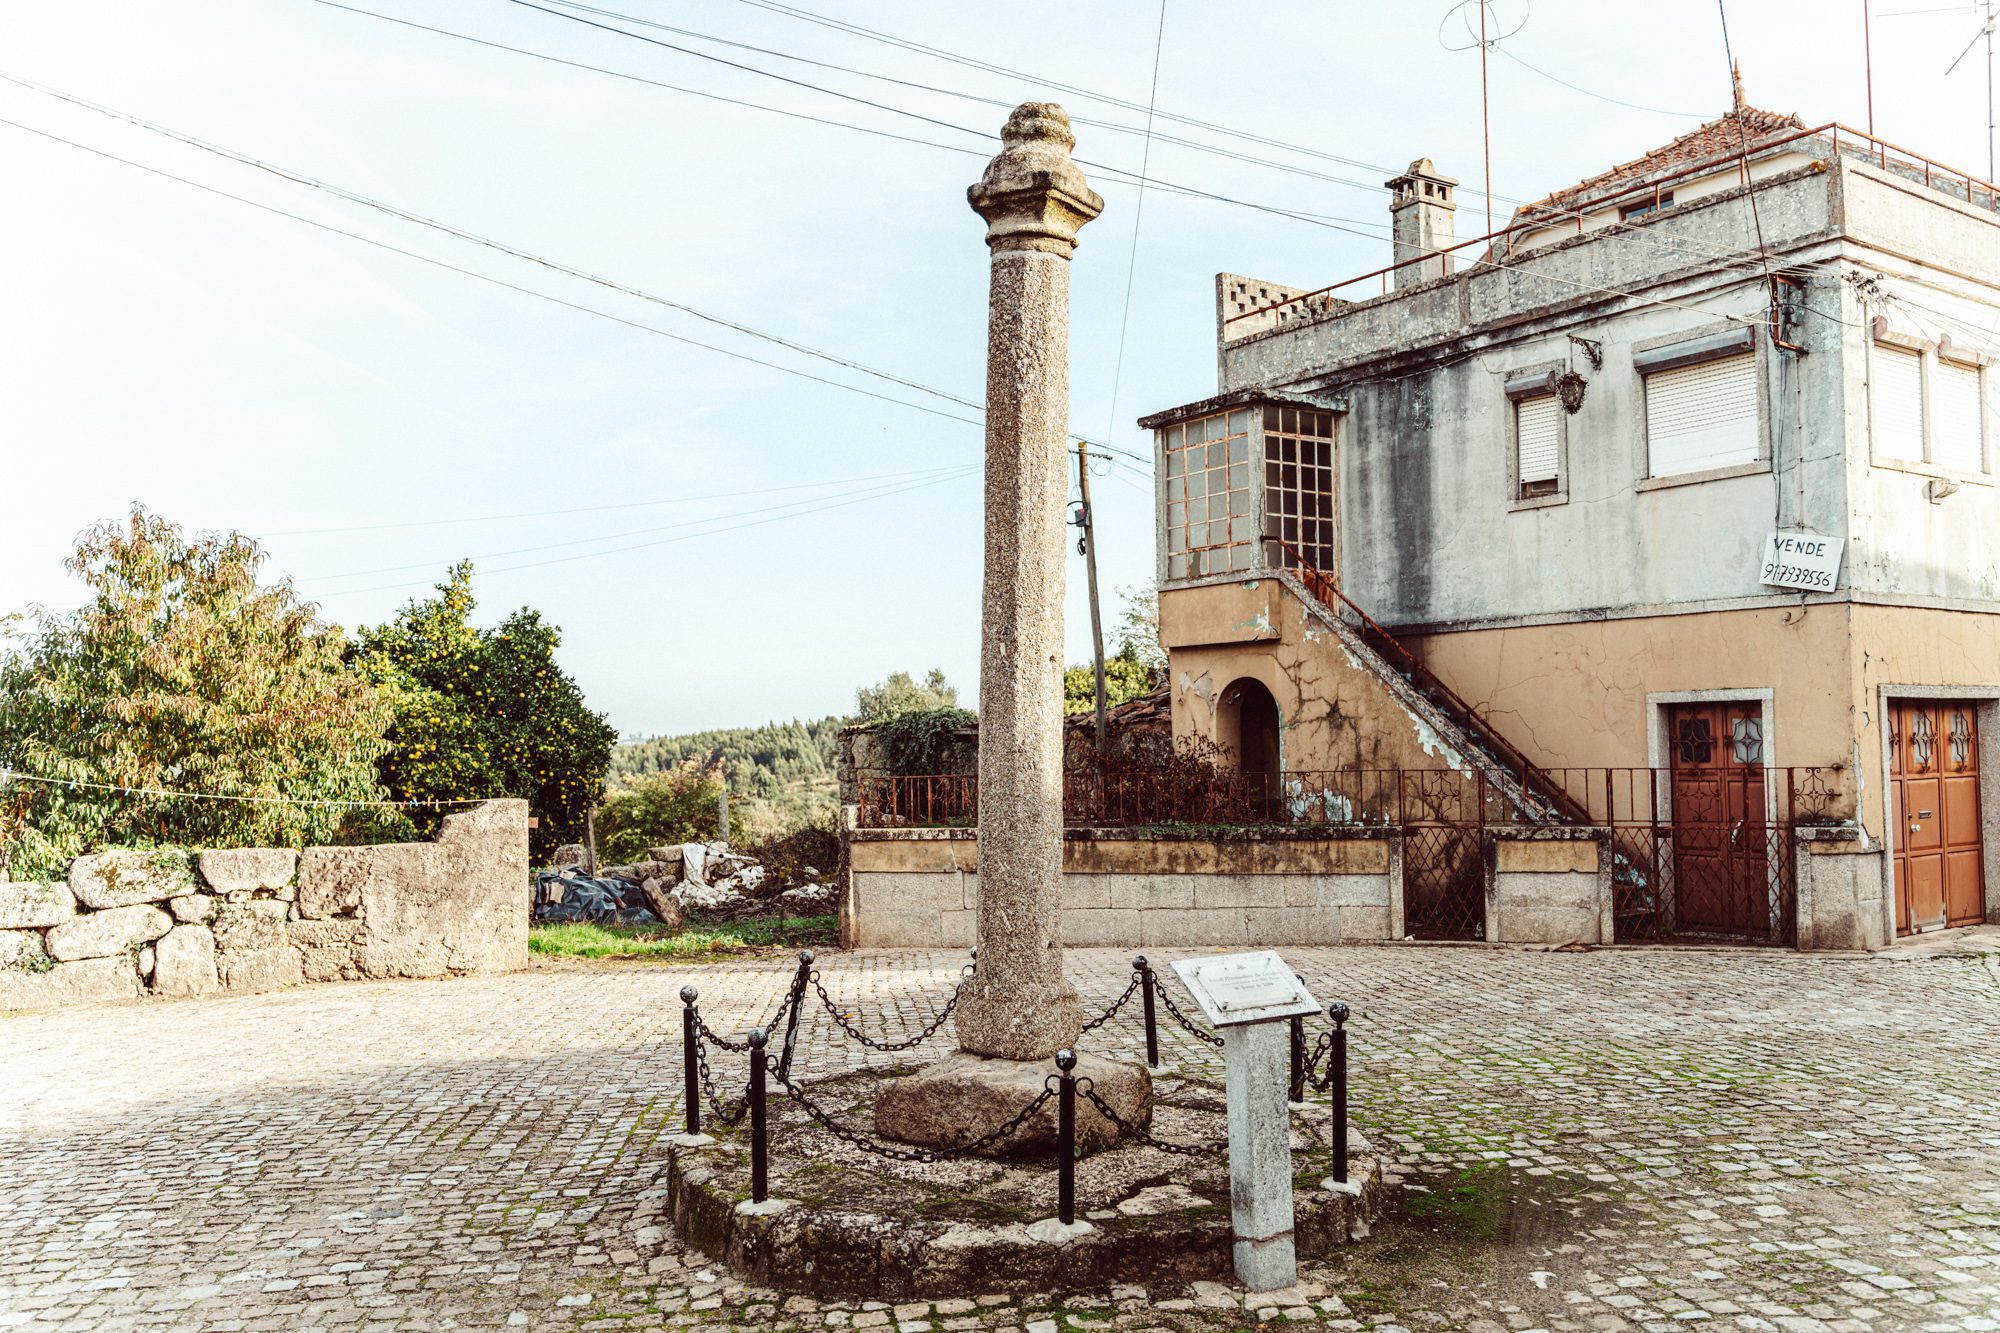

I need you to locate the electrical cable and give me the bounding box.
[263,465,967,536]
[1102,0,1166,445]
[305,469,976,581]
[315,467,976,596]
[0,112,1145,470]
[1493,45,1700,118]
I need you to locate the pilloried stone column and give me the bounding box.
[954,102,1103,1062]
[875,104,1148,1158]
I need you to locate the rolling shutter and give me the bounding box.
[1516,394,1560,485]
[1933,359,1985,475]
[1871,343,1926,463]
[1645,351,1758,477]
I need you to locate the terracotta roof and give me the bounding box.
[1510,87,1808,224]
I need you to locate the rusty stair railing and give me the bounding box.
[1269,538,1592,826]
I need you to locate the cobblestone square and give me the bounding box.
[5,940,2000,1331]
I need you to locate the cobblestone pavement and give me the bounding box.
[5,940,2000,1332]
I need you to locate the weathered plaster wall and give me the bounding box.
[0,799,529,1012]
[1161,578,1479,783]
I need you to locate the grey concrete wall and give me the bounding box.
[1484,831,1609,946]
[847,831,1397,949]
[0,800,530,1012]
[1210,166,1860,632]
[1793,827,1889,951]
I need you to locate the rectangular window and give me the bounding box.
[1871,343,1926,464]
[1162,408,1254,580]
[1515,393,1560,498]
[1261,405,1338,576]
[1645,351,1758,477]
[1933,358,1985,475]
[1619,190,1673,222]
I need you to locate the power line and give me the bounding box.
[1493,46,1701,118]
[298,0,1784,294]
[263,465,967,536]
[315,467,977,596]
[1102,0,1167,445]
[2,72,1155,467]
[306,469,977,581]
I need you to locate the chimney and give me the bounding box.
[1385,158,1458,290]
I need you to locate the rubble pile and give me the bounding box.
[532,840,834,927]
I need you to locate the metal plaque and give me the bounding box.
[1170,950,1321,1029]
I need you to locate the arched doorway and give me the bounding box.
[1217,678,1281,809]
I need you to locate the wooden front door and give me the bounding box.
[1667,702,1770,938]
[1891,700,1986,935]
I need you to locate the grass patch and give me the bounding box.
[529,913,837,961]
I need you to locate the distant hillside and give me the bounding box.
[610,716,846,836]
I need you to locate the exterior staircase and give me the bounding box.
[1267,540,1590,827]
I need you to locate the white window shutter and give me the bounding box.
[1871,344,1926,463]
[1516,394,1560,484]
[1933,359,1985,475]
[1645,352,1759,476]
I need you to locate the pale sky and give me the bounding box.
[3,0,1994,737]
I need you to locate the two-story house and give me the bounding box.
[1140,87,1999,951]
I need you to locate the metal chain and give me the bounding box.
[1148,973,1224,1047]
[691,987,798,1055]
[1076,1078,1223,1158]
[1079,971,1142,1034]
[810,971,963,1052]
[772,1068,1056,1163]
[691,1030,751,1127]
[1302,1029,1336,1092]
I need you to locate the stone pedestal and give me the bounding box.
[1223,1022,1297,1291]
[873,1050,1152,1157]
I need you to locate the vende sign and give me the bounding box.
[1760,531,1843,592]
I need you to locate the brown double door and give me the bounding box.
[1666,702,1771,938]
[1891,700,1985,935]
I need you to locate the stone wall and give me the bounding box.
[845,829,1401,949]
[0,799,529,1012]
[1486,830,1610,946]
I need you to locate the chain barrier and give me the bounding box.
[772,1067,1057,1163]
[1147,971,1225,1047]
[1075,1078,1223,1158]
[810,971,964,1051]
[1079,969,1142,1034]
[1301,1028,1336,1091]
[691,1026,752,1127]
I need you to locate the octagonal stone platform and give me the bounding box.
[663,1067,1391,1300]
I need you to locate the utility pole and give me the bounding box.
[717,777,729,847]
[1074,441,1109,765]
[584,803,598,877]
[1863,0,1876,137]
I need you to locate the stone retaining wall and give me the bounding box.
[0,799,530,1012]
[844,829,1403,949]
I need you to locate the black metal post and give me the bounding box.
[1135,955,1158,1068]
[1289,1013,1306,1102]
[777,950,812,1080]
[749,1027,769,1204]
[1328,1002,1350,1184]
[680,984,700,1136]
[1055,1048,1077,1226]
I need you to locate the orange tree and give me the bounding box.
[0,510,395,880]
[351,563,614,861]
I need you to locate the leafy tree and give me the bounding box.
[1063,648,1157,716]
[0,510,394,880]
[1114,582,1166,675]
[595,767,744,865]
[352,563,615,861]
[610,714,845,840]
[856,668,959,721]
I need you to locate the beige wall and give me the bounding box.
[1162,579,1481,783]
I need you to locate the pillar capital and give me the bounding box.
[967,103,1105,258]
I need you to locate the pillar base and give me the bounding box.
[873,1050,1152,1157]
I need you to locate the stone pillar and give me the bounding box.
[954,103,1103,1062]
